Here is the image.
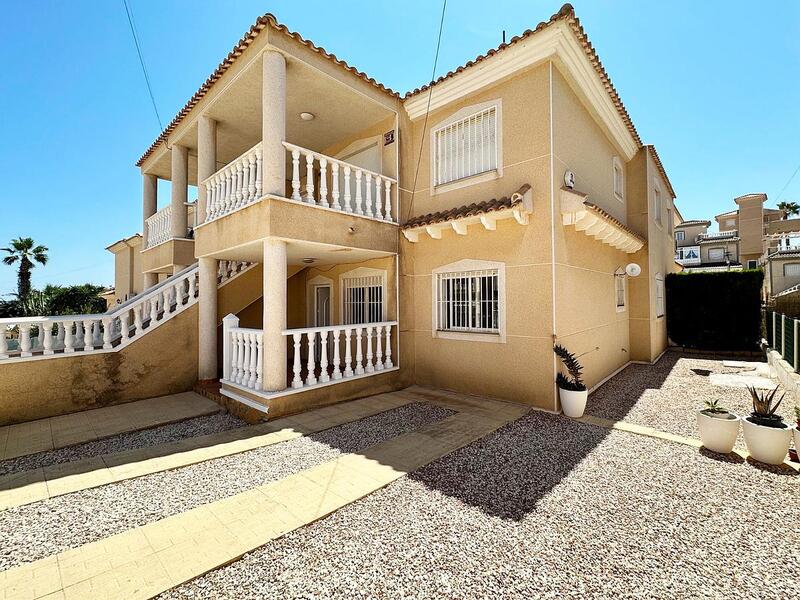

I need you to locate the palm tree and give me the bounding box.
[777,201,800,220]
[2,237,48,299]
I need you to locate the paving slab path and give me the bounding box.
[0,393,221,461]
[0,388,527,600]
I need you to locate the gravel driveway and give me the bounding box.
[160,411,799,599]
[0,402,452,571]
[588,351,798,449]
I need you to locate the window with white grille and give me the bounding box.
[342,275,383,325]
[784,263,800,277]
[655,273,665,317]
[615,269,626,311]
[436,269,499,333]
[433,105,498,187]
[675,231,685,242]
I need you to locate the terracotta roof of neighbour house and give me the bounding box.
[768,249,800,259]
[136,14,401,167]
[698,237,739,244]
[675,220,711,227]
[582,201,647,244]
[402,184,531,229]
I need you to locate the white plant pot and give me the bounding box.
[559,387,588,418]
[696,410,739,454]
[793,425,800,455]
[742,417,792,465]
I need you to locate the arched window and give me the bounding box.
[614,268,626,312]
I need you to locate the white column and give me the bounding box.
[197,115,217,224]
[142,172,157,245]
[263,238,287,391]
[262,50,286,196]
[171,144,189,239]
[198,257,218,380]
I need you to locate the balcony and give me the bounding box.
[696,230,738,242]
[142,203,196,276]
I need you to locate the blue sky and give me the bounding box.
[1,0,798,295]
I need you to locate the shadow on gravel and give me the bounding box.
[407,410,610,521]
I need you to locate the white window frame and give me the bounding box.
[675,230,685,242]
[708,247,726,261]
[612,156,624,201]
[614,268,626,313]
[338,267,387,325]
[430,99,503,194]
[783,263,800,277]
[653,181,663,227]
[655,272,665,318]
[747,260,758,270]
[431,259,506,344]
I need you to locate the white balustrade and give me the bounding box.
[283,142,397,223]
[202,142,263,222]
[145,204,173,248]
[217,260,254,285]
[0,262,262,363]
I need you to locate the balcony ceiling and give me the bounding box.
[210,238,394,267]
[147,55,393,184]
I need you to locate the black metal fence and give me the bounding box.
[764,309,799,372]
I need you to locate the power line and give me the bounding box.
[122,0,163,132]
[775,163,800,203]
[405,0,447,223]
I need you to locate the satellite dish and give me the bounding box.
[564,170,575,189]
[625,263,642,277]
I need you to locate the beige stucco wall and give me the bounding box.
[110,237,144,303]
[141,238,196,274]
[700,241,739,264]
[768,257,800,296]
[0,306,199,425]
[737,196,765,256]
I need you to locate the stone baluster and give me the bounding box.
[188,272,197,299]
[306,332,317,385]
[229,329,239,383]
[149,296,158,324]
[291,149,302,200]
[133,306,143,335]
[319,330,330,383]
[63,321,75,353]
[255,335,263,390]
[365,325,374,373]
[162,288,171,315]
[174,281,184,311]
[242,157,252,203]
[354,326,364,375]
[18,324,32,357]
[354,169,363,215]
[56,322,66,350]
[331,163,341,211]
[41,322,53,355]
[375,325,384,371]
[365,173,373,218]
[319,158,329,208]
[235,162,245,205]
[332,329,342,380]
[247,152,257,200]
[83,319,94,351]
[384,325,393,368]
[291,332,303,388]
[247,333,258,389]
[344,327,353,377]
[255,147,263,198]
[343,166,352,212]
[120,314,130,342]
[241,332,251,385]
[0,326,8,359]
[374,178,382,221]
[102,318,113,349]
[384,179,393,222]
[305,152,315,204]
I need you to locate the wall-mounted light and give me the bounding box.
[299,112,315,121]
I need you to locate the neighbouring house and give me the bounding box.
[0,4,680,424]
[105,233,144,304]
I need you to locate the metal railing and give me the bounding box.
[764,309,799,372]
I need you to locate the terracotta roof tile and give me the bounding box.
[402,184,530,229]
[675,219,711,227]
[646,145,677,199]
[136,14,400,167]
[582,201,646,244]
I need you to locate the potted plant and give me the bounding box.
[696,399,739,454]
[554,344,587,418]
[741,386,792,465]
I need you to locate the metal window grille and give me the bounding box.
[775,313,783,352]
[783,263,800,276]
[615,272,626,308]
[436,269,499,333]
[655,274,664,317]
[342,275,383,325]
[433,106,497,187]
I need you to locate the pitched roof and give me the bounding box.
[675,220,711,227]
[768,249,800,259]
[646,145,676,199]
[582,201,646,244]
[136,14,400,167]
[402,184,530,229]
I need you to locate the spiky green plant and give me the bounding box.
[554,344,586,391]
[747,385,786,428]
[794,405,800,428]
[703,398,729,415]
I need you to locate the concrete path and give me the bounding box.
[0,393,414,511]
[0,388,527,600]
[0,393,220,461]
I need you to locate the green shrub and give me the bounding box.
[665,270,763,351]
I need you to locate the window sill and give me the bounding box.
[432,169,501,196]
[432,330,506,344]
